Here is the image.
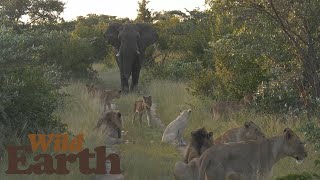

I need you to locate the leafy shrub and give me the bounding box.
[145,59,203,81]
[187,69,215,98]
[0,29,67,156]
[1,29,97,78]
[40,31,96,78]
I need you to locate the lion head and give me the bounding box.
[142,95,152,109]
[282,128,307,163]
[243,121,266,141]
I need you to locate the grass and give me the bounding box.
[0,64,318,180]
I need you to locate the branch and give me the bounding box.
[251,2,308,46]
[268,0,306,53]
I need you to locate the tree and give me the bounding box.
[198,0,320,113]
[136,0,152,23]
[0,0,64,27]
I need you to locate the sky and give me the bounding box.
[61,0,207,21]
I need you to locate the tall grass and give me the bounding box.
[0,65,318,180]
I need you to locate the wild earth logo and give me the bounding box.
[4,134,121,175]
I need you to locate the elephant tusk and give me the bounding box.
[116,52,120,57]
[136,50,141,55]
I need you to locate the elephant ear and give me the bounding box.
[104,23,122,50]
[135,23,159,50]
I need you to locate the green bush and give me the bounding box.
[0,29,67,156]
[40,31,96,78]
[187,69,215,98]
[145,59,203,81]
[0,29,97,78]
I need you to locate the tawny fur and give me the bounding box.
[174,158,201,180]
[211,94,253,120]
[214,121,266,144]
[94,110,123,145]
[198,128,307,180]
[132,95,152,127]
[86,84,121,111]
[174,121,265,180]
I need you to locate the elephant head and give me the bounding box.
[104,23,158,93]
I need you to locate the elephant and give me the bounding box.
[104,23,159,93]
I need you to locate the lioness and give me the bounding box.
[162,109,192,146]
[174,158,201,180]
[198,128,307,180]
[94,110,123,145]
[214,121,266,144]
[211,94,253,120]
[132,95,152,127]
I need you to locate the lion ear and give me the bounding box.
[244,121,250,128]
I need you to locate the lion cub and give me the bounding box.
[211,94,253,120]
[132,95,153,127]
[86,84,121,111]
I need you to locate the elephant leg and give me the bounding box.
[121,74,130,93]
[131,61,141,92]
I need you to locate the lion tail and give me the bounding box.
[198,152,211,180]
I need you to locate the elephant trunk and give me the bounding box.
[118,42,141,73]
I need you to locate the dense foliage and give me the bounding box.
[0,29,67,155]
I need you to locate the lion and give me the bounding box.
[86,84,121,111]
[174,127,214,180]
[86,83,103,96]
[94,110,123,145]
[214,121,266,144]
[132,95,153,127]
[184,127,214,163]
[174,121,264,180]
[211,94,253,120]
[198,128,307,180]
[162,109,192,146]
[174,158,201,180]
[100,89,121,111]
